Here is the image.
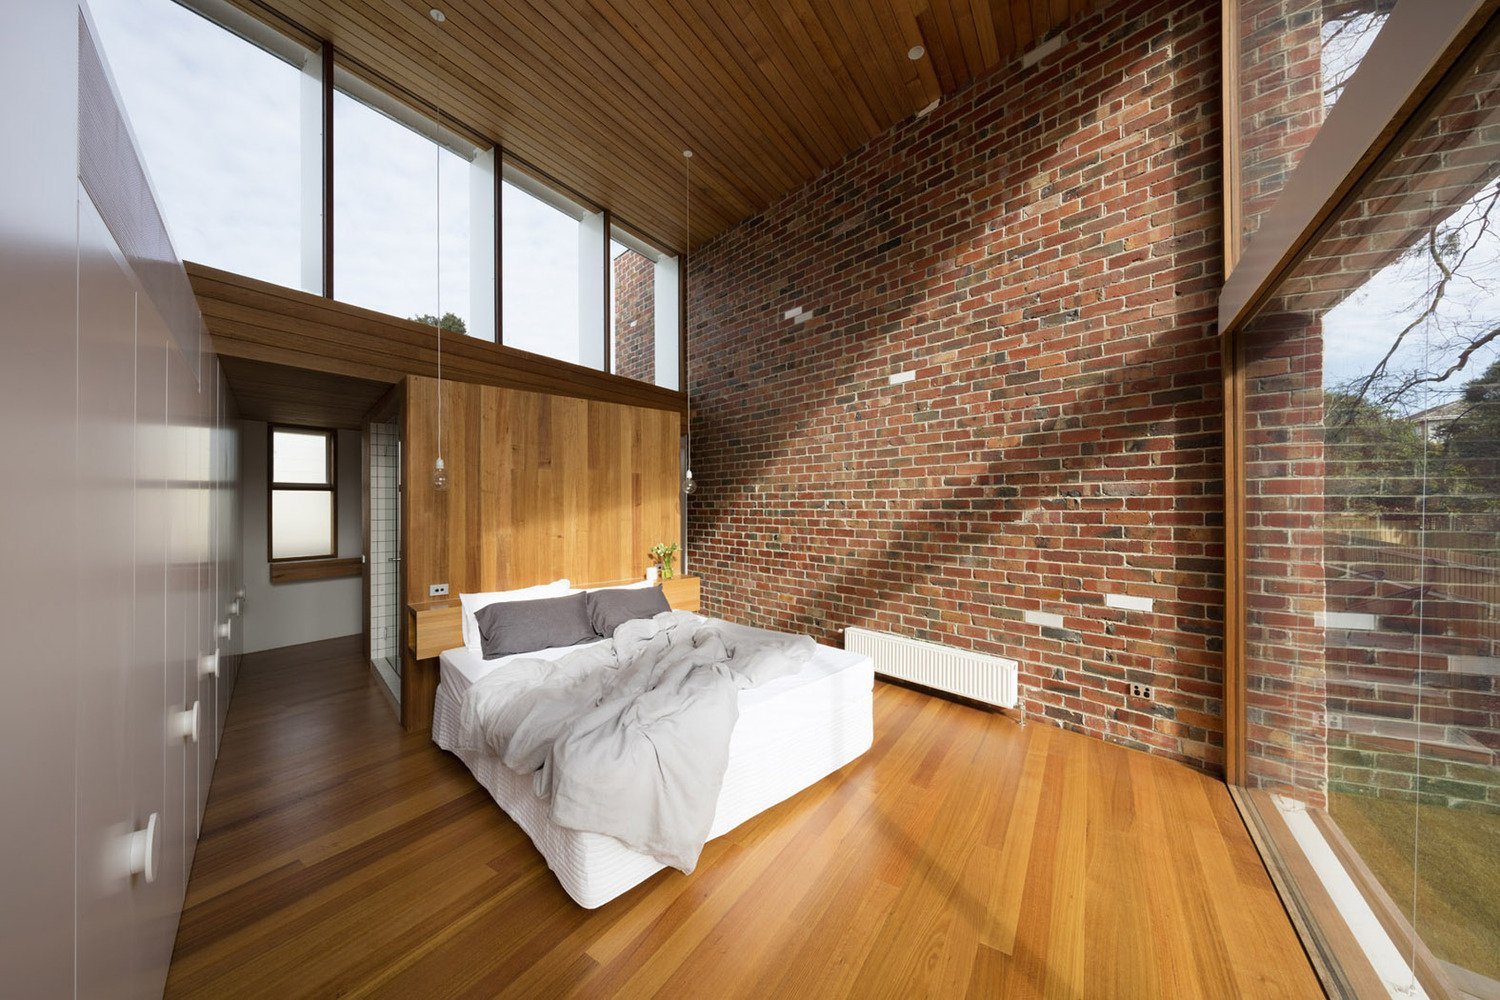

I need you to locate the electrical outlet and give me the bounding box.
[429,583,449,597]
[1129,683,1154,700]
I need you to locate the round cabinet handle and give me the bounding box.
[127,812,160,884]
[199,650,219,679]
[175,702,200,743]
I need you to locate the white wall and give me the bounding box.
[240,420,364,653]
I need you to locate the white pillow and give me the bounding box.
[459,579,573,657]
[584,580,655,592]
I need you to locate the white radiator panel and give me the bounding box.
[844,627,1018,709]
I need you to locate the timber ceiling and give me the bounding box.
[231,0,1102,252]
[219,355,391,429]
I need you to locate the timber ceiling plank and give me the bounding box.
[228,0,1099,248]
[588,0,810,204]
[989,0,1018,61]
[969,0,1002,71]
[499,0,784,212]
[823,2,906,126]
[652,0,831,179]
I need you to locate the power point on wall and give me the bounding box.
[1129,683,1154,700]
[429,583,449,597]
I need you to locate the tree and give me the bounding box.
[1335,181,1500,415]
[1438,356,1500,504]
[1323,391,1436,518]
[412,312,467,334]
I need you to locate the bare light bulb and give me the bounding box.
[433,456,449,492]
[682,469,697,496]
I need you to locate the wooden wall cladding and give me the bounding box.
[400,374,681,729]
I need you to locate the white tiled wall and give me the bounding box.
[370,422,400,663]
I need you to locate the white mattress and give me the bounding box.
[432,628,874,908]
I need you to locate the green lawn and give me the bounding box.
[1330,792,1500,983]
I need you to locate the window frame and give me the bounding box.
[266,423,338,563]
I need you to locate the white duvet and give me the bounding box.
[453,610,815,873]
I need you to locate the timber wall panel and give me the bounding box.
[400,375,680,728]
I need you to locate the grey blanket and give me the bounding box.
[455,611,815,873]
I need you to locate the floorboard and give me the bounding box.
[166,635,1323,998]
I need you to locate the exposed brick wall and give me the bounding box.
[613,249,655,383]
[686,0,1226,771]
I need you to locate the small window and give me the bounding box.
[268,426,336,561]
[502,173,606,368]
[610,228,680,390]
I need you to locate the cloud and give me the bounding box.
[89,0,587,357]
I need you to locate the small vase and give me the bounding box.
[661,556,674,580]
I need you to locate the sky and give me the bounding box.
[1312,9,1499,414]
[88,0,594,359]
[1321,196,1500,414]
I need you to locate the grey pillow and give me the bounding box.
[586,585,672,638]
[474,592,597,659]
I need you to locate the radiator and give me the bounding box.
[844,627,1018,709]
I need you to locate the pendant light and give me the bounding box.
[681,149,697,497]
[430,7,449,492]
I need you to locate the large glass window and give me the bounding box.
[88,0,321,291]
[268,427,336,561]
[1237,0,1395,258]
[1240,24,1500,992]
[502,174,605,367]
[333,71,494,339]
[610,229,680,390]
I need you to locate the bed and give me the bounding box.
[432,620,874,908]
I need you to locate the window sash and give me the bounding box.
[268,425,337,562]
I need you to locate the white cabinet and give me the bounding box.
[74,187,141,998]
[0,7,244,995]
[0,3,82,995]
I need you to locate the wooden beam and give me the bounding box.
[188,261,687,414]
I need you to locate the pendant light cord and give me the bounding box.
[684,149,692,471]
[436,140,442,465]
[433,18,444,469]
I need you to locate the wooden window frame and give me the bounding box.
[1221,0,1242,280]
[1222,4,1500,998]
[267,423,338,564]
[1221,0,1497,783]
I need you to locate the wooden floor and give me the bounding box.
[166,636,1322,999]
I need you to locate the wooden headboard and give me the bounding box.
[399,375,684,730]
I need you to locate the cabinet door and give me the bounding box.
[74,188,140,997]
[189,367,218,816]
[133,297,186,997]
[0,4,80,993]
